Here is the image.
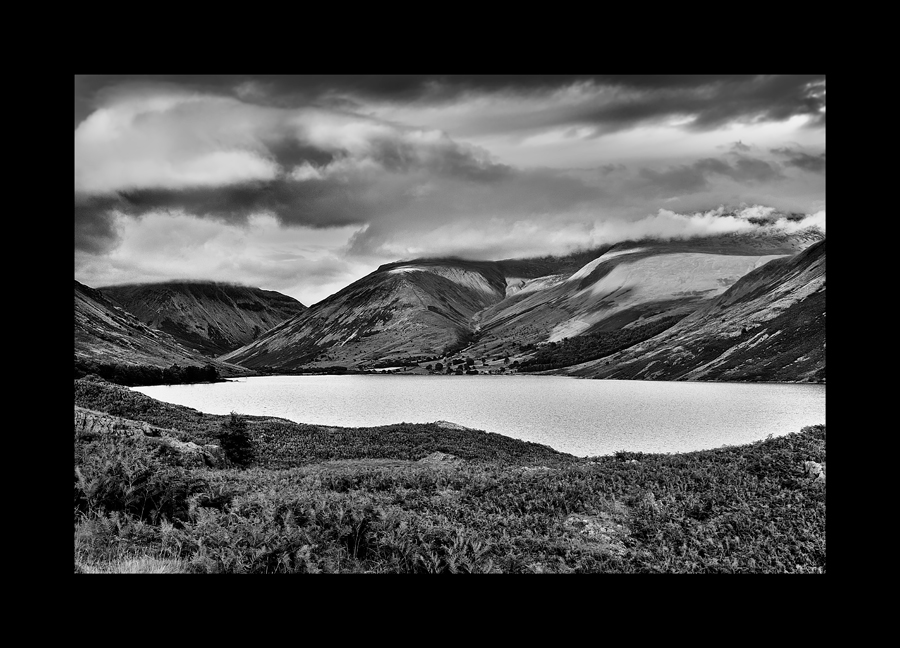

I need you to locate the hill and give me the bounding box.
[100,282,306,356]
[74,280,247,380]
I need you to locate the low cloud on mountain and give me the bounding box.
[74,76,825,305]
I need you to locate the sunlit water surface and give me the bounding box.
[134,375,826,457]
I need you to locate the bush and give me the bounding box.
[216,412,255,468]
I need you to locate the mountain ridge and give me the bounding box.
[74,280,245,376]
[220,229,824,375]
[558,239,826,382]
[100,281,306,356]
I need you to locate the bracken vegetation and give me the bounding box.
[74,377,825,573]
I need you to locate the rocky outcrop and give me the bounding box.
[74,406,222,467]
[418,451,464,464]
[432,420,473,431]
[803,460,826,483]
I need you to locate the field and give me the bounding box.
[74,376,825,573]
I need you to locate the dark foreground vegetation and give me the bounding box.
[518,315,685,372]
[74,377,825,573]
[74,360,221,387]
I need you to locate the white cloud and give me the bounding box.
[74,93,280,192]
[735,205,777,220]
[73,210,370,305]
[75,81,825,303]
[777,210,826,233]
[290,162,323,181]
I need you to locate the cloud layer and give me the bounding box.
[74,76,825,304]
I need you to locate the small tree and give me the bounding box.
[216,412,254,468]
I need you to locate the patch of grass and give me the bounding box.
[76,555,187,574]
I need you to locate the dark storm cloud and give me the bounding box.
[106,176,390,228]
[363,135,512,182]
[76,75,826,133]
[729,156,784,183]
[636,155,784,196]
[74,143,513,246]
[74,193,126,253]
[569,75,825,134]
[74,87,517,247]
[639,165,711,195]
[264,139,338,169]
[771,147,826,174]
[600,163,627,176]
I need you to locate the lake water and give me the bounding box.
[133,375,826,458]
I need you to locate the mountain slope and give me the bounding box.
[100,282,306,356]
[559,239,826,382]
[74,280,245,375]
[463,229,822,361]
[221,228,822,372]
[220,259,511,369]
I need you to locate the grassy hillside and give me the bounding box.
[74,377,825,573]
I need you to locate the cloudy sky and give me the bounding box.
[74,75,825,306]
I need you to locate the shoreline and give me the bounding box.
[74,375,827,574]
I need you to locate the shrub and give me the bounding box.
[216,412,255,468]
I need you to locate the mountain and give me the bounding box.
[463,230,820,362]
[221,227,823,373]
[220,258,512,369]
[99,282,306,356]
[74,280,245,375]
[557,239,825,382]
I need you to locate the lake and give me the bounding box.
[133,375,826,458]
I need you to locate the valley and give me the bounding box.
[215,228,824,383]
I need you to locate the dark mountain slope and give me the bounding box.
[75,280,246,376]
[100,282,306,356]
